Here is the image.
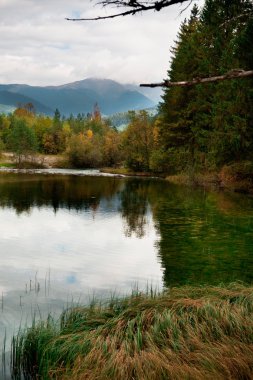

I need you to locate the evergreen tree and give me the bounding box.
[7,118,37,167]
[158,5,201,172]
[203,0,253,166]
[157,0,253,172]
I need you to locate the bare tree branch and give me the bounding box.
[66,0,190,21]
[140,69,253,88]
[219,11,253,27]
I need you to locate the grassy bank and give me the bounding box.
[11,283,253,379]
[166,162,253,194]
[101,161,253,193]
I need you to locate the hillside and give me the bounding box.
[108,106,158,130]
[0,90,54,115]
[0,78,155,116]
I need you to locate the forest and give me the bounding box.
[0,0,252,179]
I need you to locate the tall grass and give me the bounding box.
[11,283,253,379]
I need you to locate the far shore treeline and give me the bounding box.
[0,0,252,175]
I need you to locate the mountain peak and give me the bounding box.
[59,78,126,95]
[0,78,155,116]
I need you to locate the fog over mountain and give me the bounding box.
[0,78,156,116]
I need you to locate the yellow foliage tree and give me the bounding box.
[87,129,93,139]
[103,129,122,166]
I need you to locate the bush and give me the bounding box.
[220,161,253,182]
[66,134,103,168]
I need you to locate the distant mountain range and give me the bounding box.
[0,78,161,116]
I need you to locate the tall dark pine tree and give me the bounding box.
[203,0,253,165]
[50,108,64,153]
[158,5,201,172]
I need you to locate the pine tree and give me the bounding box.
[157,0,253,172]
[158,5,202,172]
[7,119,37,167]
[203,0,253,166]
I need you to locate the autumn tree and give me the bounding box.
[121,111,154,171]
[66,133,103,168]
[0,114,11,145]
[103,128,122,166]
[33,116,52,152]
[92,103,101,122]
[42,109,65,153]
[14,103,36,118]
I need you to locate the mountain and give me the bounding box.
[0,90,54,115]
[0,78,155,116]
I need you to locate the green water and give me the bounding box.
[153,183,253,286]
[0,171,252,292]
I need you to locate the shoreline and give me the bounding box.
[101,166,253,194]
[1,153,252,194]
[101,167,253,194]
[166,171,253,194]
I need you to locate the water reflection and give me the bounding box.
[119,179,150,238]
[0,174,121,214]
[0,172,252,291]
[149,182,253,286]
[0,174,162,359]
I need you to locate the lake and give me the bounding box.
[0,169,253,370]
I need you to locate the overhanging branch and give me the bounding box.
[66,0,190,21]
[140,69,253,87]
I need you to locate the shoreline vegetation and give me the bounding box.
[1,152,252,194]
[102,166,253,194]
[11,283,253,380]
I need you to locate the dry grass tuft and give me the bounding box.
[11,283,253,379]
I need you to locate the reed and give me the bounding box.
[1,330,6,378]
[11,283,253,379]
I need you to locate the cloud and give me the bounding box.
[0,207,163,292]
[0,0,202,85]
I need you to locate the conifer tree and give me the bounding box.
[158,5,201,171]
[157,0,253,172]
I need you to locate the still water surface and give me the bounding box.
[0,170,253,355]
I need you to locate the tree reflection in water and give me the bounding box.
[0,173,253,286]
[119,179,150,238]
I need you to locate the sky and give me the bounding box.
[0,0,201,86]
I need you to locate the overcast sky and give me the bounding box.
[0,0,202,86]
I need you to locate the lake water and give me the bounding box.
[0,170,253,372]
